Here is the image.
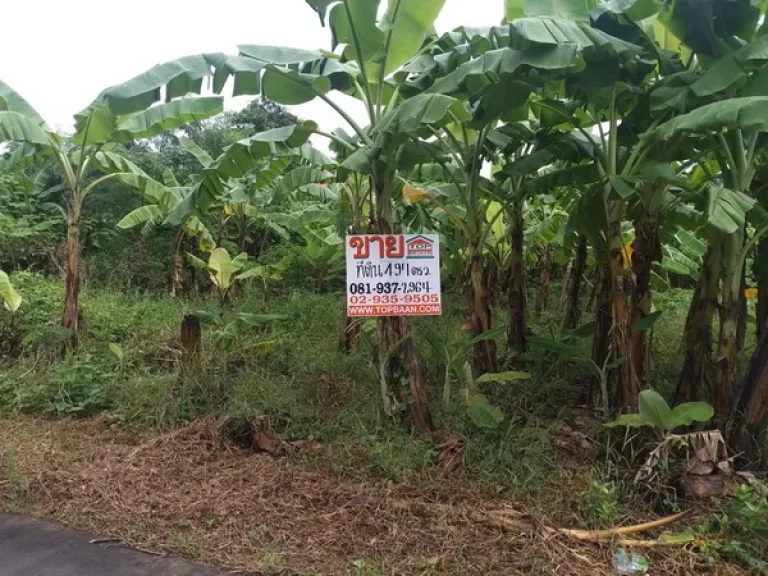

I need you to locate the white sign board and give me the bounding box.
[345,234,442,317]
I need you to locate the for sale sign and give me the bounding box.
[345,234,442,317]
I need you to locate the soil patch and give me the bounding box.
[0,417,745,575]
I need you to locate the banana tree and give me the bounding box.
[0,78,223,348]
[511,94,661,413]
[403,133,582,374]
[115,167,216,296]
[300,227,345,292]
[118,129,333,296]
[562,236,589,330]
[329,129,378,351]
[338,170,372,350]
[400,127,507,376]
[392,15,648,375]
[729,308,768,463]
[214,142,335,250]
[625,166,705,388]
[636,19,768,417]
[524,194,570,316]
[498,0,717,415]
[187,247,249,304]
[88,3,450,433]
[644,98,768,425]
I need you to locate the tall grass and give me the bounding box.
[0,271,714,502]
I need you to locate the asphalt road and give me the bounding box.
[0,512,222,575]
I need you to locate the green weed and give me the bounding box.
[259,549,284,572]
[2,450,31,513]
[578,474,620,529]
[4,272,747,543]
[698,481,768,573]
[168,528,201,559]
[347,559,385,576]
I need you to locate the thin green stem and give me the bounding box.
[428,126,465,170]
[745,130,759,167]
[55,150,77,192]
[732,129,748,190]
[74,113,97,189]
[597,122,609,169]
[716,132,740,187]
[741,223,768,263]
[352,77,377,126]
[83,172,119,197]
[478,198,506,248]
[266,66,371,145]
[431,154,465,192]
[623,142,654,178]
[608,88,618,177]
[467,125,491,241]
[314,130,356,151]
[342,0,377,123]
[577,126,607,172]
[385,86,400,115]
[315,91,373,146]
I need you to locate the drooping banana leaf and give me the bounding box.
[0,111,54,148]
[166,122,317,225]
[117,205,165,229]
[179,136,215,168]
[645,97,768,141]
[0,79,48,128]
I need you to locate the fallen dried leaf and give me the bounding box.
[253,431,278,454]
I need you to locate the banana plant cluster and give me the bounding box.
[3,0,768,454]
[0,78,223,348]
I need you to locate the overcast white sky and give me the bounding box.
[1,0,502,149]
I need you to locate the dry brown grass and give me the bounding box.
[0,417,747,575]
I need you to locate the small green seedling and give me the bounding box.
[604,389,714,435]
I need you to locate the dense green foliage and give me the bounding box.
[3,0,768,570]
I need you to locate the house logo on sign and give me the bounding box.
[406,235,435,259]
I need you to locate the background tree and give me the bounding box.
[0,78,223,348]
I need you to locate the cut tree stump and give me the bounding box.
[180,314,201,368]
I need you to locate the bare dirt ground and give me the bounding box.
[0,417,746,575]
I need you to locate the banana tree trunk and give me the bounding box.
[587,266,600,312]
[563,236,587,331]
[591,262,612,404]
[468,252,498,377]
[1,312,23,359]
[342,221,363,353]
[180,314,201,371]
[714,230,744,428]
[171,231,185,298]
[535,244,552,315]
[736,250,747,351]
[340,299,359,352]
[61,195,81,351]
[675,239,723,404]
[630,219,661,390]
[759,278,768,341]
[559,259,574,312]
[757,238,768,340]
[506,200,527,359]
[171,254,184,297]
[608,215,639,413]
[372,166,431,436]
[728,315,768,464]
